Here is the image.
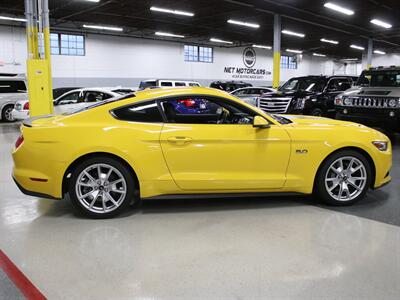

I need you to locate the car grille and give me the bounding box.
[343,97,400,108]
[258,97,292,113]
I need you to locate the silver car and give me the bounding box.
[0,74,28,122]
[231,87,275,106]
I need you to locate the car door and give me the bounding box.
[159,95,291,191]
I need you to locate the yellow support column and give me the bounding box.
[272,14,281,89]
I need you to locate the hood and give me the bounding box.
[281,114,368,128]
[262,90,316,98]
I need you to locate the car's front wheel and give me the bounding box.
[315,150,372,205]
[69,156,135,218]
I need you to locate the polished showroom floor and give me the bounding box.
[0,122,399,299]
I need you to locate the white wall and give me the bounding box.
[0,25,355,88]
[362,53,400,69]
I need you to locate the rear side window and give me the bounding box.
[160,82,173,87]
[0,80,27,93]
[189,82,200,87]
[139,81,157,89]
[175,82,186,86]
[112,101,163,123]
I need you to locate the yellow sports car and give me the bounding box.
[12,87,392,218]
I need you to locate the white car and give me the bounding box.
[139,79,201,89]
[231,87,276,106]
[12,87,136,120]
[0,74,28,122]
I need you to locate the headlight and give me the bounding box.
[335,95,344,106]
[372,141,388,151]
[388,99,398,108]
[295,98,305,109]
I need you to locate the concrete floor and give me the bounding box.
[0,122,399,300]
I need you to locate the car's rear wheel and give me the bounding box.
[69,156,134,218]
[315,150,372,205]
[1,105,15,122]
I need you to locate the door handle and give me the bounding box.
[167,136,192,145]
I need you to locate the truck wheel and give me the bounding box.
[314,150,372,206]
[1,105,15,122]
[310,108,323,117]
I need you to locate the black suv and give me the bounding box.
[258,75,356,116]
[210,81,252,92]
[335,66,400,132]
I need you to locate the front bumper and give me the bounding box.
[11,109,29,120]
[336,107,400,131]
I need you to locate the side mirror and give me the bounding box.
[253,116,270,129]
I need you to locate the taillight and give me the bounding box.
[23,102,29,110]
[15,135,24,149]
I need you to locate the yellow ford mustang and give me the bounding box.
[12,87,392,218]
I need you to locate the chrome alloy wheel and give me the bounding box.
[324,156,367,201]
[75,163,127,214]
[4,106,14,121]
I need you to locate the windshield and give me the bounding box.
[279,77,325,93]
[356,70,400,87]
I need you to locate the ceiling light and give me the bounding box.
[210,38,233,44]
[282,30,305,38]
[227,19,260,29]
[85,0,100,2]
[286,49,303,54]
[374,50,386,55]
[370,19,392,29]
[155,31,185,38]
[150,6,194,17]
[320,38,339,45]
[350,44,365,50]
[252,44,271,49]
[341,58,359,61]
[0,16,26,22]
[324,2,354,15]
[313,53,326,57]
[83,24,123,31]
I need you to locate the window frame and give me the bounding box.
[49,32,85,56]
[281,55,297,69]
[184,44,213,63]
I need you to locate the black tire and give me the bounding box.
[69,156,135,218]
[314,150,372,206]
[310,108,323,117]
[1,104,15,122]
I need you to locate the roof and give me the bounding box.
[133,86,231,101]
[1,0,399,58]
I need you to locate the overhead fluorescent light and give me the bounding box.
[286,49,303,54]
[83,24,123,31]
[150,6,194,17]
[374,50,386,55]
[155,31,185,38]
[350,44,365,50]
[210,38,233,44]
[227,19,260,29]
[282,30,305,38]
[252,44,271,49]
[313,53,326,57]
[85,0,100,2]
[0,16,26,22]
[370,19,392,29]
[341,58,359,61]
[320,38,339,45]
[324,2,354,16]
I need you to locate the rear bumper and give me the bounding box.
[11,109,29,120]
[13,176,60,200]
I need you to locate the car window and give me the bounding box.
[112,100,163,123]
[160,82,173,87]
[0,80,27,93]
[232,89,247,96]
[327,79,351,91]
[83,91,111,102]
[160,96,255,125]
[139,81,156,89]
[57,92,80,104]
[175,82,186,87]
[189,82,200,87]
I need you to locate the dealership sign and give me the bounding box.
[223,47,271,80]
